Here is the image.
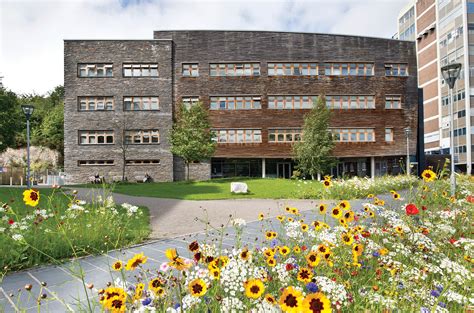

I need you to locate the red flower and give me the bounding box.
[361,231,371,238]
[301,245,307,251]
[422,206,427,211]
[285,263,293,271]
[466,195,474,203]
[449,238,457,244]
[8,219,14,225]
[354,235,359,240]
[405,203,419,216]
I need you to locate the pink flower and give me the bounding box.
[159,262,170,272]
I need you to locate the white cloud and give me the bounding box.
[0,0,408,94]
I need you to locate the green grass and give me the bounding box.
[0,187,150,271]
[100,178,323,200]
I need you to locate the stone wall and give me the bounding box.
[173,157,211,181]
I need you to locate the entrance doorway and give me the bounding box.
[277,162,291,179]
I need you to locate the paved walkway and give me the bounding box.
[0,191,398,312]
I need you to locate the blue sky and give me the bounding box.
[0,0,409,94]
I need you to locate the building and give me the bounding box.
[403,0,473,174]
[399,1,417,41]
[64,31,418,183]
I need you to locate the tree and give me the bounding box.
[113,114,133,182]
[0,89,22,152]
[35,104,64,166]
[293,96,336,179]
[170,102,216,180]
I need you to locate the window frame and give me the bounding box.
[384,63,409,77]
[125,159,161,165]
[267,62,318,76]
[326,95,375,109]
[324,63,374,76]
[124,129,160,145]
[122,63,159,77]
[385,95,402,109]
[331,128,375,142]
[123,96,160,111]
[78,96,115,111]
[209,63,260,77]
[268,128,303,143]
[182,63,199,77]
[78,160,115,166]
[77,63,113,78]
[78,130,115,145]
[212,129,262,143]
[385,128,394,142]
[209,96,261,110]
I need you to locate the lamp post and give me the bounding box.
[21,105,34,188]
[441,63,462,196]
[404,127,411,175]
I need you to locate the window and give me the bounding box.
[210,96,261,110]
[79,131,114,145]
[326,95,375,109]
[441,90,465,106]
[78,160,114,166]
[454,145,467,154]
[78,64,113,77]
[124,130,160,144]
[268,95,317,109]
[182,63,199,77]
[78,96,114,111]
[453,127,466,137]
[212,129,262,143]
[331,128,375,142]
[126,159,160,165]
[385,63,408,76]
[267,63,318,76]
[325,63,374,76]
[123,64,158,77]
[123,96,159,111]
[385,128,393,142]
[209,63,260,76]
[268,129,302,142]
[182,96,200,109]
[385,95,402,109]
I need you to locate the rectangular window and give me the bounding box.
[268,95,317,109]
[267,63,318,76]
[78,160,115,166]
[78,131,114,145]
[78,96,114,111]
[78,64,113,77]
[123,96,159,111]
[268,129,303,142]
[212,129,262,143]
[123,64,158,77]
[209,63,260,76]
[326,95,375,109]
[125,159,160,165]
[124,130,160,144]
[385,95,402,109]
[385,63,409,76]
[331,128,375,142]
[182,63,199,77]
[324,63,374,76]
[385,128,393,142]
[182,96,200,109]
[209,96,261,110]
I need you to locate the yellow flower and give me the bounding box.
[279,286,303,313]
[312,220,323,230]
[125,253,147,271]
[245,279,265,299]
[287,217,294,222]
[105,295,126,312]
[306,251,321,267]
[301,224,309,232]
[343,210,355,223]
[339,218,348,228]
[112,261,123,271]
[210,268,220,280]
[258,213,265,220]
[316,244,330,255]
[266,257,277,267]
[322,180,332,188]
[265,294,277,304]
[323,175,331,181]
[318,204,327,215]
[165,248,191,271]
[279,246,290,256]
[263,248,275,258]
[290,207,300,215]
[293,246,301,254]
[339,200,350,210]
[101,287,126,310]
[341,233,354,245]
[240,248,251,261]
[148,278,164,295]
[277,215,285,222]
[392,192,401,200]
[379,248,389,255]
[23,189,40,207]
[352,243,364,256]
[297,267,313,283]
[331,207,342,219]
[368,211,375,218]
[367,193,374,198]
[188,279,207,297]
[421,169,437,182]
[302,292,332,313]
[394,226,404,235]
[134,283,144,300]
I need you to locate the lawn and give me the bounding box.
[0,187,150,271]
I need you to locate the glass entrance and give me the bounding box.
[277,162,291,179]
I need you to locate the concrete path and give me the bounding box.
[0,191,399,312]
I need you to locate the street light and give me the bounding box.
[21,104,34,188]
[404,127,411,175]
[441,63,462,196]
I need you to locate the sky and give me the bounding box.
[1,0,409,95]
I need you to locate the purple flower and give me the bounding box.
[372,251,380,257]
[270,239,279,248]
[420,307,430,313]
[173,303,181,309]
[436,285,444,292]
[142,298,152,306]
[430,290,441,297]
[438,302,446,308]
[306,282,319,293]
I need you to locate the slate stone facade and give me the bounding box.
[64,31,418,182]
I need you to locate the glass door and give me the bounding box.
[277,162,291,179]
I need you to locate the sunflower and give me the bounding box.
[379,248,389,255]
[290,207,300,215]
[101,287,126,306]
[125,253,148,271]
[263,249,275,258]
[306,251,321,267]
[240,248,251,261]
[265,294,277,304]
[285,206,291,212]
[245,279,265,299]
[312,220,323,230]
[148,278,164,295]
[302,292,332,313]
[210,268,220,280]
[188,241,199,253]
[134,283,144,300]
[287,217,294,222]
[339,218,348,228]
[266,257,277,267]
[367,193,374,198]
[279,286,304,313]
[339,200,350,210]
[392,192,401,200]
[301,224,309,232]
[297,267,313,283]
[165,248,191,271]
[352,243,364,256]
[421,169,437,182]
[322,180,332,188]
[316,244,329,255]
[331,207,342,219]
[258,213,265,220]
[318,204,327,214]
[394,226,404,235]
[112,261,123,271]
[341,233,354,245]
[322,251,334,267]
[293,246,301,254]
[265,231,274,240]
[105,295,126,312]
[23,189,40,207]
[323,175,331,181]
[279,246,290,256]
[343,210,355,222]
[277,215,285,222]
[368,211,375,218]
[422,185,429,192]
[188,279,207,297]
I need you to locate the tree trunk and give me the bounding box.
[122,151,126,182]
[311,174,315,180]
[186,162,190,181]
[317,173,321,181]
